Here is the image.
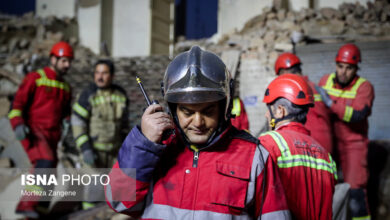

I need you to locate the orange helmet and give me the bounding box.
[274,52,301,75]
[263,73,314,106]
[335,43,361,65]
[50,41,74,58]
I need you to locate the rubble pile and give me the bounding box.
[0,12,81,75]
[174,0,390,135]
[0,12,171,128]
[176,0,390,71]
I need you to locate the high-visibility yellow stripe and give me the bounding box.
[260,131,291,157]
[343,106,354,122]
[93,142,114,151]
[314,94,322,102]
[82,202,95,210]
[37,69,47,78]
[352,216,371,220]
[36,78,70,92]
[35,68,70,92]
[111,94,126,103]
[329,154,338,180]
[322,73,366,99]
[231,98,241,116]
[76,134,89,148]
[261,131,337,179]
[8,109,22,119]
[91,94,126,106]
[73,103,89,118]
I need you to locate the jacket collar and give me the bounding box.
[333,74,360,90]
[169,123,233,152]
[275,121,310,136]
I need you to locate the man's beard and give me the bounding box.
[335,75,354,88]
[55,67,68,76]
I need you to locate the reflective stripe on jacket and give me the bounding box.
[231,98,249,131]
[9,67,71,130]
[105,126,291,219]
[259,122,336,220]
[319,73,374,142]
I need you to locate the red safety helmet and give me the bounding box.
[263,73,314,106]
[50,41,74,58]
[274,52,301,75]
[335,43,361,65]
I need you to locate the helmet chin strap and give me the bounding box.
[267,105,295,130]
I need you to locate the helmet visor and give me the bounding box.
[164,65,228,104]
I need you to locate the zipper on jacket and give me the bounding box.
[190,145,199,168]
[193,151,199,168]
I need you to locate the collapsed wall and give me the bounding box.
[175,0,390,134]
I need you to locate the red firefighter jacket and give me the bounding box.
[259,122,337,220]
[304,76,333,153]
[318,73,375,142]
[231,97,249,131]
[8,67,71,131]
[105,125,291,219]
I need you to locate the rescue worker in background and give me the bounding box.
[8,41,73,218]
[105,46,291,219]
[317,43,375,220]
[230,97,249,130]
[259,73,337,220]
[71,59,128,168]
[274,52,333,153]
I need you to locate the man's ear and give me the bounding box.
[276,105,288,118]
[50,56,57,66]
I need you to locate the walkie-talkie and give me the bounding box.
[136,76,174,140]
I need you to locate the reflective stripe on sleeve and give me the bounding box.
[343,106,354,122]
[73,103,89,118]
[8,109,22,119]
[75,134,89,148]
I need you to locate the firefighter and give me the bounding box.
[230,97,249,130]
[259,73,337,219]
[274,52,334,153]
[71,59,128,168]
[71,59,128,210]
[317,43,374,220]
[8,41,73,218]
[105,46,291,219]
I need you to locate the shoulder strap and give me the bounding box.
[230,127,259,145]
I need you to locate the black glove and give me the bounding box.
[15,124,29,140]
[315,85,333,108]
[82,147,95,166]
